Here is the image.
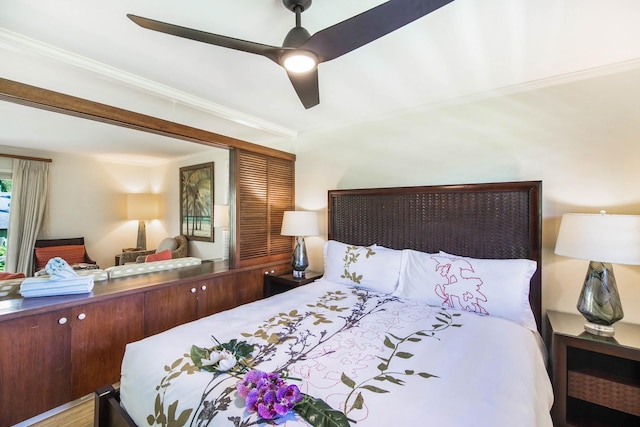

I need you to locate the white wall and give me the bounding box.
[0,143,229,270]
[293,66,640,325]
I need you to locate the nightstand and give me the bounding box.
[547,311,640,427]
[264,271,323,297]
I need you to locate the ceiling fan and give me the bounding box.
[128,0,454,109]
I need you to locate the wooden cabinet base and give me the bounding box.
[548,311,640,427]
[71,295,144,398]
[0,260,290,426]
[0,295,143,427]
[0,309,71,426]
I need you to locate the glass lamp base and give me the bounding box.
[291,236,309,280]
[584,321,616,337]
[576,261,623,337]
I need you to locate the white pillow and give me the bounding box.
[156,237,179,253]
[396,249,538,331]
[323,240,402,294]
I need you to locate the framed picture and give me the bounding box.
[180,162,215,242]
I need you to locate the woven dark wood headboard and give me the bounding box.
[327,181,542,330]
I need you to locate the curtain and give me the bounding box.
[6,159,50,275]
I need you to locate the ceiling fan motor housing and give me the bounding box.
[283,26,311,48]
[283,0,312,12]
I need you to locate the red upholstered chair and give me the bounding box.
[33,237,98,275]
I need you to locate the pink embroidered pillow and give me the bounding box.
[145,249,172,263]
[396,249,537,331]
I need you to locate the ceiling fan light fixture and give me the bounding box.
[282,50,317,73]
[128,0,455,107]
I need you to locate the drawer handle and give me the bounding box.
[201,285,207,291]
[191,287,197,293]
[58,317,68,325]
[77,313,86,321]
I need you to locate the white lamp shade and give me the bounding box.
[281,211,319,237]
[213,204,229,227]
[126,193,160,220]
[555,212,640,265]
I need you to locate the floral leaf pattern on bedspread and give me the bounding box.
[145,288,463,426]
[146,356,198,426]
[340,245,375,284]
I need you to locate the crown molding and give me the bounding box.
[306,56,640,137]
[0,28,297,139]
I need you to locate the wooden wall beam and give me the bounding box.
[0,78,295,161]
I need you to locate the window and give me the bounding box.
[0,178,11,272]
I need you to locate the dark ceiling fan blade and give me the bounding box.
[127,14,284,64]
[128,0,455,109]
[302,0,455,63]
[287,69,319,109]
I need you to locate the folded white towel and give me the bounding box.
[20,258,93,297]
[46,256,79,280]
[20,277,94,291]
[20,282,94,297]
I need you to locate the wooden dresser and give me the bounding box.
[0,260,290,427]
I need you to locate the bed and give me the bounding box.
[96,181,552,426]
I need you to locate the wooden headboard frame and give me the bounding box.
[327,181,542,331]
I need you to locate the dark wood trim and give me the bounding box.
[94,347,168,426]
[0,78,295,162]
[0,152,52,163]
[95,386,137,427]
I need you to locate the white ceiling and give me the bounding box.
[2,0,640,164]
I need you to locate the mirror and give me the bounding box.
[0,79,234,267]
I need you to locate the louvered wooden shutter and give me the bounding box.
[232,150,294,267]
[268,157,295,257]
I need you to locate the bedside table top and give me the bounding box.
[548,310,640,352]
[269,271,323,283]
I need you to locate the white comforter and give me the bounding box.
[120,279,553,426]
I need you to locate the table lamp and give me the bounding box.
[213,204,230,260]
[555,211,640,336]
[126,193,160,250]
[281,211,319,278]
